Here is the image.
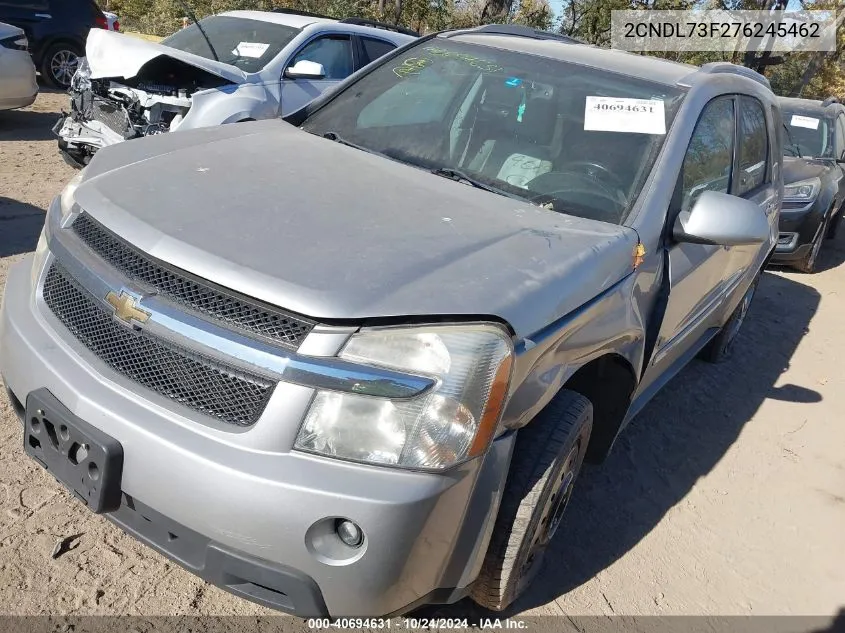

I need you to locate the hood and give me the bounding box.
[75,120,639,339]
[0,21,24,39]
[84,28,247,85]
[783,156,836,185]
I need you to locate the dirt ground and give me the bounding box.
[1,91,843,623]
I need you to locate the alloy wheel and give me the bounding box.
[50,50,78,87]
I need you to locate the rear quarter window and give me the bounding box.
[360,37,395,65]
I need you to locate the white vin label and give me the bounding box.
[232,42,270,58]
[790,114,820,130]
[584,96,666,135]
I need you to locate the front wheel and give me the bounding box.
[470,390,592,612]
[699,274,760,363]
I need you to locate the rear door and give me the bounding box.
[280,34,355,116]
[0,0,48,47]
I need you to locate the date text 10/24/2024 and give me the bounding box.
[306,618,529,629]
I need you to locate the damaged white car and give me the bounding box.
[55,9,416,167]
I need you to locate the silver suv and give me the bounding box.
[1,25,781,618]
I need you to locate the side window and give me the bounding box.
[679,97,735,213]
[289,36,353,81]
[359,37,396,66]
[835,114,845,160]
[736,96,769,195]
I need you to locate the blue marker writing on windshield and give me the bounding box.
[505,77,522,87]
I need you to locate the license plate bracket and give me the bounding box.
[23,389,123,513]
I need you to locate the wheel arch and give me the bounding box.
[559,353,638,463]
[36,36,85,63]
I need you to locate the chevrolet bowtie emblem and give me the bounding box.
[105,290,151,324]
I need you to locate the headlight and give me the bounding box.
[59,169,86,219]
[294,324,514,470]
[783,177,820,203]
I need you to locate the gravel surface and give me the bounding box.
[1,92,843,622]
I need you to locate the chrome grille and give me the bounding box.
[42,263,275,426]
[71,213,314,349]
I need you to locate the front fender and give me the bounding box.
[178,86,278,130]
[501,271,645,433]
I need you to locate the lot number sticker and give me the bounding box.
[790,114,820,130]
[232,42,270,58]
[584,96,666,135]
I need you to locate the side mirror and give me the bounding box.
[284,60,326,80]
[673,190,770,246]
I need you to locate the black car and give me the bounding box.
[0,0,108,88]
[774,96,845,272]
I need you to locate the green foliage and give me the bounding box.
[98,0,844,99]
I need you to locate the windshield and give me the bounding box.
[161,16,300,73]
[300,38,685,225]
[781,110,833,158]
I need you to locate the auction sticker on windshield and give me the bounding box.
[232,42,270,58]
[584,96,666,134]
[790,114,820,130]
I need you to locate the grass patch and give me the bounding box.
[123,31,164,43]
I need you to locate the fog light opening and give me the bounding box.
[336,519,364,548]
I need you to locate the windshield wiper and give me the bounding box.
[174,0,219,61]
[431,168,525,201]
[321,132,383,156]
[782,122,803,158]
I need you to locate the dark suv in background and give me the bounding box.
[0,0,110,88]
[775,96,845,272]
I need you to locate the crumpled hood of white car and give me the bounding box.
[84,29,247,85]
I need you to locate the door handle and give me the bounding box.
[34,13,52,18]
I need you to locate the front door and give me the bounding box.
[645,95,739,379]
[280,34,354,116]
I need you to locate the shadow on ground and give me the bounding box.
[422,266,823,619]
[0,107,62,142]
[0,197,46,258]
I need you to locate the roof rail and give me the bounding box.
[338,17,419,37]
[696,62,772,90]
[821,96,840,107]
[467,24,584,44]
[272,7,335,20]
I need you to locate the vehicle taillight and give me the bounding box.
[95,14,108,29]
[113,20,120,31]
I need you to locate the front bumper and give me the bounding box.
[0,256,513,616]
[770,202,826,263]
[54,114,123,165]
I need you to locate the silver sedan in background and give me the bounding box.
[0,21,37,111]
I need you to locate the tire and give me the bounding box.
[794,214,829,274]
[470,389,592,612]
[40,42,82,89]
[699,274,760,364]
